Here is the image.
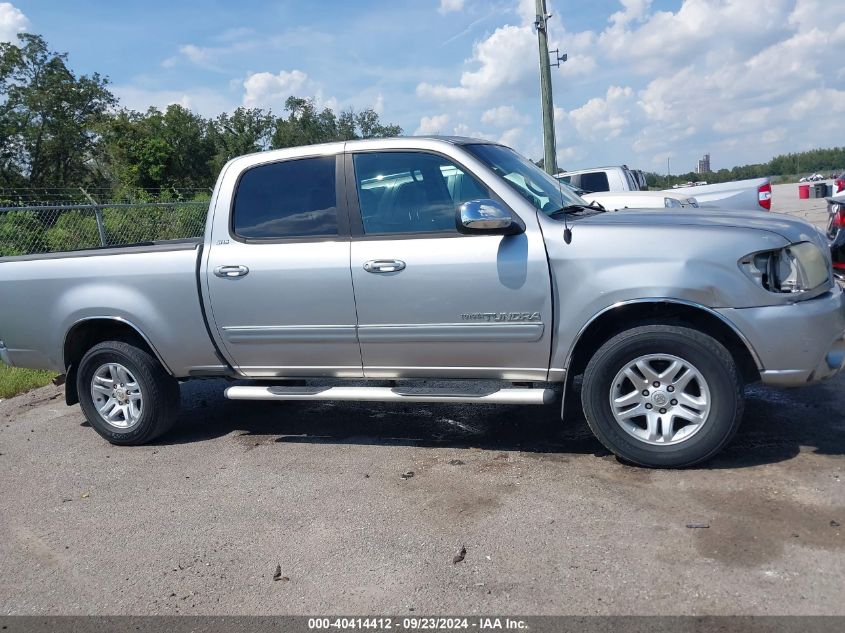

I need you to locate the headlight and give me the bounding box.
[664,197,683,208]
[739,242,830,294]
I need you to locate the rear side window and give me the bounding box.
[578,171,610,193]
[232,156,337,239]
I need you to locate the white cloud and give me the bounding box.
[162,42,235,72]
[598,0,794,75]
[560,86,634,142]
[373,93,385,115]
[179,44,213,66]
[0,2,28,43]
[608,0,652,27]
[498,126,524,148]
[242,70,310,108]
[438,0,465,14]
[417,25,536,101]
[481,105,529,128]
[415,114,451,135]
[451,123,494,140]
[533,0,845,170]
[417,5,595,102]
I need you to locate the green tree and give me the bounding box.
[101,104,215,194]
[271,96,402,149]
[0,33,115,190]
[208,107,275,174]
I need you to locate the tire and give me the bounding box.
[581,324,743,468]
[76,341,180,446]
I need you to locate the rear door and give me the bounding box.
[346,149,552,380]
[205,153,362,378]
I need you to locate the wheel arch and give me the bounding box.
[62,317,172,406]
[565,299,762,394]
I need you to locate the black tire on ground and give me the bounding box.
[581,324,743,468]
[76,340,180,446]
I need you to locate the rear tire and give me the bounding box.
[77,341,180,445]
[581,324,743,468]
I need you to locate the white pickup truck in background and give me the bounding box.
[557,166,773,212]
[557,180,699,210]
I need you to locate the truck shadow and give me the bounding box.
[157,375,845,469]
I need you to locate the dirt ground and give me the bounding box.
[0,375,842,615]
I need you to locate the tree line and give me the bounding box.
[0,34,402,204]
[3,31,843,205]
[644,147,845,189]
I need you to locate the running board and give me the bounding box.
[224,385,556,405]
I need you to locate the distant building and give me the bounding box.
[696,153,711,174]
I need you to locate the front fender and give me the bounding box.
[542,220,789,375]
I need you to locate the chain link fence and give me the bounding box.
[0,201,208,257]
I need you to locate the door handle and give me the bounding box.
[214,265,249,278]
[363,259,406,274]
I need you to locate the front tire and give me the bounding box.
[581,325,743,468]
[77,341,180,445]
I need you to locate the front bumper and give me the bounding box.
[717,285,845,387]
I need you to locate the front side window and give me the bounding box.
[353,152,489,235]
[232,156,338,239]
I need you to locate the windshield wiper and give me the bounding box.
[548,201,605,217]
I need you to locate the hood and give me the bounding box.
[575,206,825,246]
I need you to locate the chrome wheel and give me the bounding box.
[90,363,143,430]
[609,353,711,446]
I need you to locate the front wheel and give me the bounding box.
[77,341,180,445]
[581,325,743,468]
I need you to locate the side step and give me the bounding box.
[224,385,556,405]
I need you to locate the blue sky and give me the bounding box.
[2,0,844,173]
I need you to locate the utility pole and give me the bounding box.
[535,0,557,175]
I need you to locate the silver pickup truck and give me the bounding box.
[1,137,844,467]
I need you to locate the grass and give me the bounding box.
[0,365,56,399]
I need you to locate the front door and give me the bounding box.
[205,154,362,378]
[347,150,552,380]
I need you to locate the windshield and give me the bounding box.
[463,143,588,215]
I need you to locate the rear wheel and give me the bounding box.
[581,324,743,468]
[77,341,180,445]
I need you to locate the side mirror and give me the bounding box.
[457,199,523,235]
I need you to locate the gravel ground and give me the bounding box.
[0,199,842,616]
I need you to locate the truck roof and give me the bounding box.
[224,136,499,170]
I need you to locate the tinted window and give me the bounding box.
[353,152,489,234]
[578,171,610,193]
[233,156,337,239]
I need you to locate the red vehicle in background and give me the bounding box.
[828,192,845,281]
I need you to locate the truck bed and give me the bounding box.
[663,177,770,210]
[0,239,220,376]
